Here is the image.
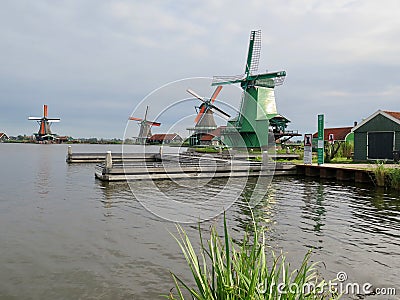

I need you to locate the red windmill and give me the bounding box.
[186,86,230,146]
[28,104,60,141]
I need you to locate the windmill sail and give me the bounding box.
[28,104,60,141]
[187,86,229,127]
[186,86,230,147]
[245,29,261,76]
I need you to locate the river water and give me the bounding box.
[0,143,399,299]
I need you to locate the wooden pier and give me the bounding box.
[94,152,297,181]
[296,164,373,183]
[66,146,159,163]
[66,146,300,164]
[67,147,377,184]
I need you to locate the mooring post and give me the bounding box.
[105,151,113,169]
[66,146,72,163]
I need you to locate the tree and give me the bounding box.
[324,141,343,162]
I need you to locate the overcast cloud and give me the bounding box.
[1,0,399,138]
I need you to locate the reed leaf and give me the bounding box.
[168,212,339,299]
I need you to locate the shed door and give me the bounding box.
[367,132,394,159]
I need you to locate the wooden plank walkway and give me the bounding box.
[67,147,383,184]
[66,146,159,163]
[93,152,297,181]
[66,146,300,164]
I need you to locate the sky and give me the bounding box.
[1,0,399,139]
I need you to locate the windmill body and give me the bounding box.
[28,104,60,142]
[212,30,292,149]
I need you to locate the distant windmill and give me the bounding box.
[28,104,60,141]
[186,86,230,146]
[129,106,161,144]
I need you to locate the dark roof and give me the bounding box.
[312,127,352,141]
[200,126,225,141]
[148,133,181,141]
[352,110,400,132]
[0,132,8,139]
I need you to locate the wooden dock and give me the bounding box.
[296,164,373,183]
[66,152,159,163]
[66,146,300,164]
[94,152,297,181]
[67,147,377,184]
[66,146,159,163]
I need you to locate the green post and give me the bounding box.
[317,114,324,165]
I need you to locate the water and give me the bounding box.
[0,143,399,299]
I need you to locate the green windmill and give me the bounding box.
[212,30,291,149]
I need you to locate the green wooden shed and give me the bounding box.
[352,110,400,161]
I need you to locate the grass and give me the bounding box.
[168,213,339,299]
[388,167,400,190]
[372,161,387,187]
[370,161,400,189]
[193,147,227,153]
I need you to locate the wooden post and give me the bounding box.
[105,151,113,169]
[66,146,72,163]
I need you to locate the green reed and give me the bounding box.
[388,167,400,190]
[372,161,388,187]
[371,161,400,189]
[167,213,339,299]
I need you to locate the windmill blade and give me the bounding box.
[194,105,207,124]
[28,117,42,120]
[210,86,223,104]
[47,119,60,123]
[43,104,48,118]
[253,78,275,88]
[129,117,143,121]
[210,104,230,118]
[245,30,261,76]
[186,88,207,103]
[211,74,245,86]
[253,78,286,88]
[146,121,161,126]
[252,71,286,88]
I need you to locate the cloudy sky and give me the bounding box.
[1,0,399,139]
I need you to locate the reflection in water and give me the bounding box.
[301,182,327,234]
[1,144,399,299]
[91,171,400,298]
[232,178,277,234]
[34,146,52,198]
